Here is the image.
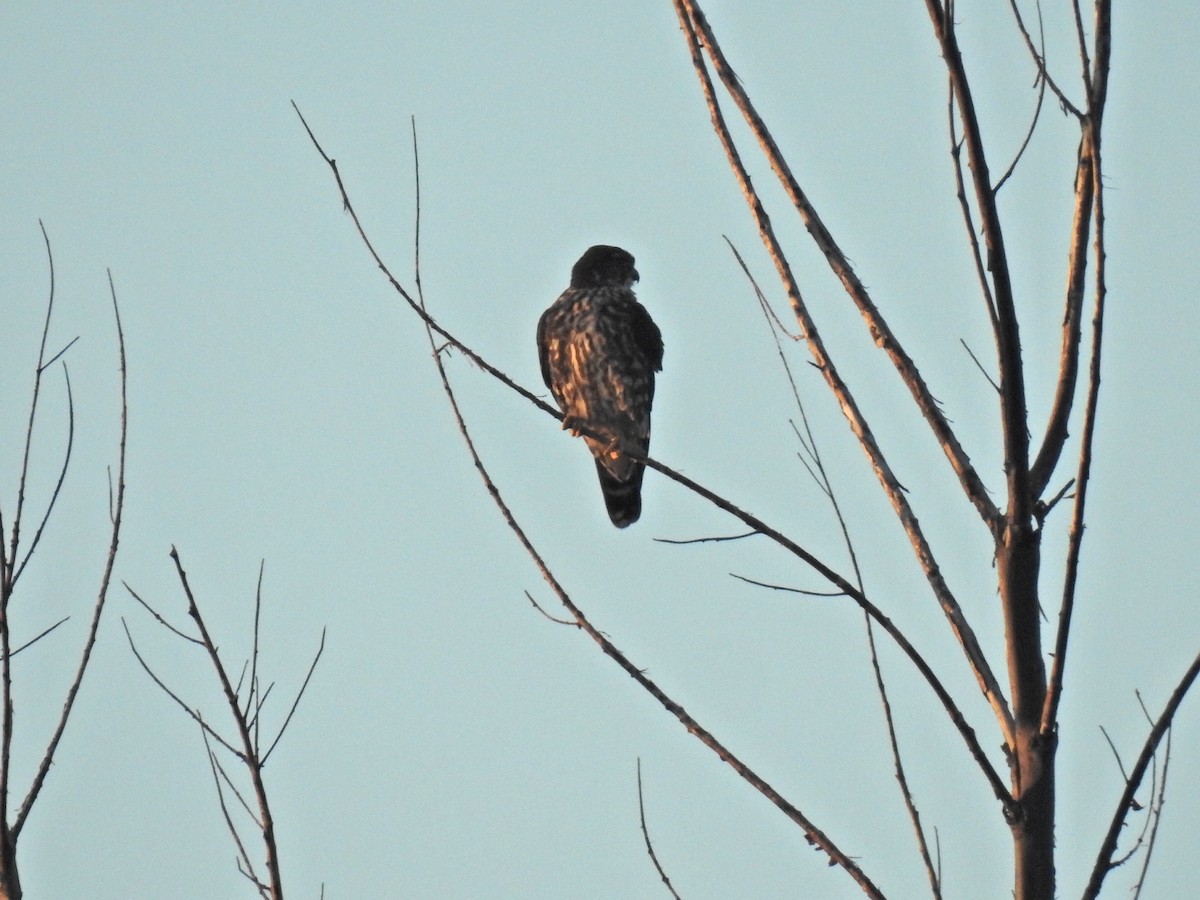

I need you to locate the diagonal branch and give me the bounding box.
[262,628,325,765]
[1040,124,1107,734]
[123,619,245,759]
[947,85,998,334]
[925,0,1031,523]
[12,366,75,588]
[1028,122,1096,498]
[1006,0,1085,119]
[679,0,1000,531]
[169,548,284,899]
[1081,648,1200,900]
[733,240,941,897]
[425,320,886,896]
[673,0,1014,750]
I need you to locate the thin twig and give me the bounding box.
[653,531,759,546]
[1006,0,1084,118]
[947,84,999,333]
[15,270,128,840]
[1132,726,1170,899]
[125,582,204,645]
[959,339,1000,394]
[7,617,70,659]
[1082,647,1200,899]
[12,366,75,587]
[248,561,264,740]
[729,573,842,598]
[731,239,941,897]
[994,3,1048,193]
[524,591,575,627]
[123,619,245,758]
[202,728,266,899]
[262,628,325,764]
[637,760,682,899]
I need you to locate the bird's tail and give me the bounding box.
[595,459,645,528]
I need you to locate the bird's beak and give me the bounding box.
[632,268,640,284]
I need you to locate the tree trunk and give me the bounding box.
[0,828,22,900]
[999,523,1054,899]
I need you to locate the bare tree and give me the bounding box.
[295,3,1196,898]
[0,226,127,900]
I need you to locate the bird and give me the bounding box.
[537,245,664,528]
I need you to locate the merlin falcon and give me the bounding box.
[537,245,664,527]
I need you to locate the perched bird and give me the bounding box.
[537,245,664,527]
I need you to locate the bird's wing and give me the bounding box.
[535,303,555,390]
[630,301,664,372]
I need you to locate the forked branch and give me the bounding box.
[127,552,324,900]
[14,269,128,842]
[671,0,1014,750]
[676,0,1001,533]
[1082,648,1200,899]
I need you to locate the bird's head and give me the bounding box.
[570,244,639,289]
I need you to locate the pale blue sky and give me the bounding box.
[2,3,1198,898]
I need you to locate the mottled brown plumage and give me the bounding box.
[537,245,664,527]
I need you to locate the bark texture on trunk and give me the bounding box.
[999,524,1054,900]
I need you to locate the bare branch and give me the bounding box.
[15,270,128,840]
[1071,0,1094,98]
[7,617,69,660]
[959,339,1000,394]
[262,628,325,765]
[169,548,285,898]
[123,619,245,759]
[125,582,204,646]
[653,531,759,546]
[247,561,264,734]
[636,760,682,900]
[925,0,1032,525]
[680,0,1002,532]
[5,221,60,591]
[202,728,265,899]
[1041,124,1108,734]
[1082,648,1200,899]
[729,573,842,598]
[1006,0,1084,118]
[673,0,1015,752]
[12,366,74,587]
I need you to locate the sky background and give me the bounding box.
[2,2,1198,898]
